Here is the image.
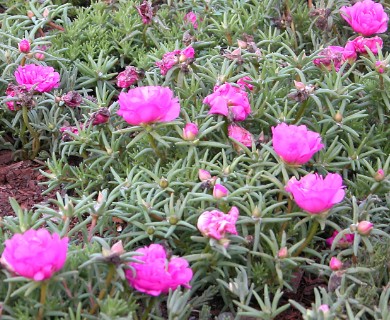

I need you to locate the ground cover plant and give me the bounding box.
[0,0,389,319]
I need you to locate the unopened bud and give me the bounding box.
[357,221,374,236]
[110,241,125,256]
[18,39,31,53]
[374,169,385,182]
[27,10,35,19]
[35,52,45,60]
[168,216,179,225]
[237,39,247,49]
[334,111,343,123]
[277,246,288,259]
[318,304,330,314]
[252,206,261,218]
[159,177,169,188]
[329,257,343,271]
[222,166,230,176]
[182,123,198,141]
[198,169,211,182]
[213,184,228,199]
[146,226,155,235]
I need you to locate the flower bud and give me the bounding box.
[111,241,125,256]
[182,123,199,141]
[334,111,343,123]
[62,91,82,108]
[277,247,288,259]
[18,39,31,53]
[237,39,247,49]
[252,206,261,218]
[168,216,179,225]
[159,177,169,188]
[213,184,229,199]
[146,226,155,235]
[318,304,330,314]
[329,257,343,271]
[374,169,385,182]
[198,169,211,182]
[27,10,35,19]
[357,221,374,236]
[375,60,387,74]
[35,52,45,60]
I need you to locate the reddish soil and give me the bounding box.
[0,150,56,217]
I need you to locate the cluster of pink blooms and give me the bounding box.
[125,244,192,296]
[0,229,68,281]
[314,0,388,71]
[156,47,195,76]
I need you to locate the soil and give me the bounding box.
[0,150,56,217]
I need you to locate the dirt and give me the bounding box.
[0,150,56,217]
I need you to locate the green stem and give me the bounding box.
[22,106,40,159]
[293,219,319,257]
[147,132,164,160]
[90,264,116,314]
[292,99,309,124]
[37,281,48,320]
[141,297,156,320]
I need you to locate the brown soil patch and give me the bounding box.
[0,150,55,217]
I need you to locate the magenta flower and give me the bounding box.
[5,83,32,111]
[271,123,324,165]
[228,124,253,148]
[18,39,30,53]
[198,169,211,182]
[285,173,345,214]
[340,0,388,37]
[117,86,180,126]
[184,12,198,29]
[156,47,195,76]
[197,206,239,240]
[0,229,68,281]
[125,244,192,296]
[203,83,251,121]
[343,41,358,63]
[61,91,82,108]
[15,64,60,93]
[350,36,383,54]
[182,123,199,141]
[326,231,354,248]
[313,46,345,71]
[237,76,254,91]
[116,66,142,88]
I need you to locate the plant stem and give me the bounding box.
[147,132,164,160]
[37,281,48,320]
[22,105,40,159]
[90,264,116,314]
[141,297,156,320]
[88,214,98,242]
[292,99,309,124]
[293,219,319,257]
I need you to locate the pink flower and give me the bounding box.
[203,83,251,121]
[343,41,358,63]
[285,173,345,214]
[117,86,180,126]
[213,184,229,199]
[237,76,254,91]
[357,221,374,235]
[135,0,154,25]
[183,123,198,141]
[197,206,239,240]
[15,64,60,93]
[228,124,253,148]
[116,66,143,88]
[340,0,388,37]
[0,229,68,281]
[350,36,383,54]
[125,244,192,296]
[18,39,30,53]
[329,257,343,271]
[313,46,345,71]
[318,304,330,314]
[156,47,195,75]
[184,12,198,29]
[271,123,324,165]
[326,231,354,248]
[59,126,80,141]
[88,108,110,126]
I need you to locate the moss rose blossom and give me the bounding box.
[285,173,345,214]
[125,244,192,296]
[15,64,60,93]
[117,86,180,125]
[0,229,68,281]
